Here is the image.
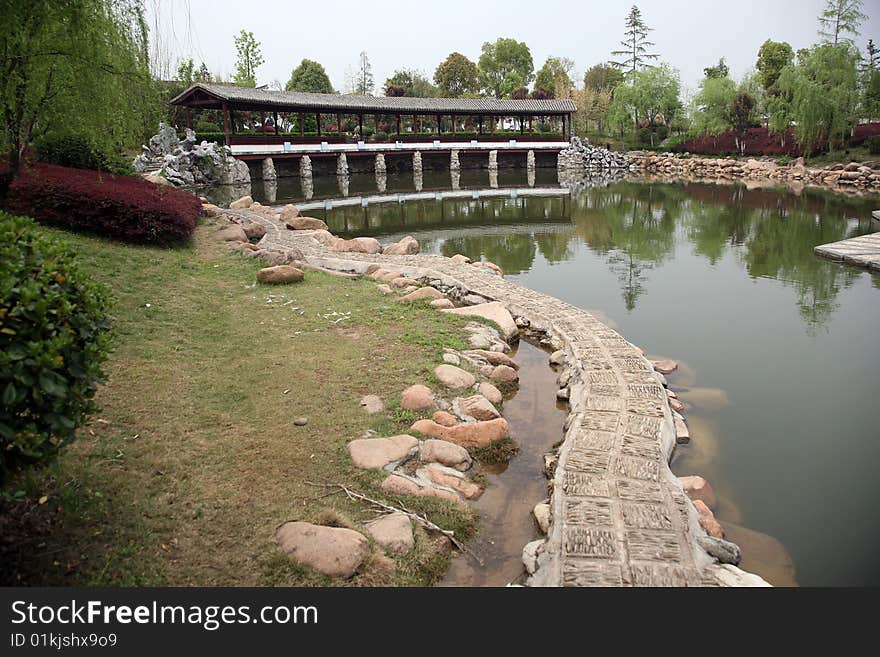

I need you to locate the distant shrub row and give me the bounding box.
[35,134,133,176]
[3,163,201,245]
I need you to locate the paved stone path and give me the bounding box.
[233,209,767,587]
[815,231,880,272]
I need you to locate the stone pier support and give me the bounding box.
[450,150,461,171]
[336,153,349,176]
[375,153,386,175]
[488,150,498,171]
[526,150,535,171]
[261,157,277,181]
[300,155,312,178]
[412,152,423,174]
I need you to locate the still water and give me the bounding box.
[235,170,880,586]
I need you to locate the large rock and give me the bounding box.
[286,216,328,231]
[397,287,443,303]
[431,411,459,427]
[330,236,383,254]
[365,513,414,554]
[380,474,460,502]
[652,359,678,375]
[434,364,476,390]
[533,503,551,534]
[465,349,519,370]
[280,204,300,221]
[392,277,420,288]
[383,235,420,256]
[347,434,419,469]
[693,500,724,539]
[275,522,369,578]
[256,265,304,284]
[411,417,509,448]
[421,464,483,500]
[229,195,253,210]
[458,394,501,421]
[242,222,266,239]
[400,384,435,411]
[442,302,518,341]
[490,365,519,384]
[478,382,503,405]
[678,476,718,510]
[216,225,248,242]
[360,395,384,415]
[420,439,472,471]
[430,298,455,309]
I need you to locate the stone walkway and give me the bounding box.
[232,209,767,587]
[815,231,880,272]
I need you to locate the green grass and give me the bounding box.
[805,146,876,166]
[0,220,478,587]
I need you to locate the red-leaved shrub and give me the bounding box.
[850,122,880,147]
[3,163,201,245]
[673,128,807,157]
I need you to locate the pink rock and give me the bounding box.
[465,350,519,370]
[693,499,724,539]
[678,476,718,510]
[422,466,483,500]
[411,417,509,448]
[383,235,420,256]
[400,385,435,411]
[459,394,501,421]
[432,411,458,427]
[490,365,519,384]
[380,475,460,502]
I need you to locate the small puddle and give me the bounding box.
[439,340,567,587]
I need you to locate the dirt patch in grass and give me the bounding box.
[0,221,476,587]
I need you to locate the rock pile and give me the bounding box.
[557,136,633,173]
[133,123,250,187]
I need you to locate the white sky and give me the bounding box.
[147,0,880,97]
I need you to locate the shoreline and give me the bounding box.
[225,204,770,587]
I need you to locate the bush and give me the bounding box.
[35,133,132,176]
[0,212,111,480]
[4,163,201,245]
[373,131,388,143]
[194,121,220,133]
[866,135,880,155]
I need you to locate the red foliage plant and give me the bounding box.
[2,163,201,245]
[673,127,807,157]
[850,122,880,146]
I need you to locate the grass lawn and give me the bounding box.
[0,219,479,586]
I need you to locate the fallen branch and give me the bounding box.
[305,481,483,566]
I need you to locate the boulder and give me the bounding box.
[376,284,393,295]
[229,195,254,210]
[533,502,551,534]
[434,364,476,390]
[478,382,503,405]
[442,302,518,341]
[349,237,383,254]
[365,513,414,554]
[260,248,304,267]
[143,173,171,186]
[449,253,471,264]
[377,270,404,281]
[280,204,301,221]
[698,535,742,566]
[669,397,685,412]
[549,350,566,365]
[201,203,222,217]
[459,394,501,421]
[652,359,678,375]
[347,434,419,469]
[275,522,369,578]
[693,500,724,539]
[286,216,328,231]
[442,353,461,366]
[410,417,509,448]
[392,277,420,288]
[419,439,472,471]
[674,416,690,444]
[678,476,718,510]
[400,384,435,411]
[383,235,420,256]
[432,411,459,427]
[360,395,384,415]
[242,222,266,240]
[380,474,460,502]
[216,225,248,242]
[430,298,455,309]
[490,365,519,384]
[465,349,519,370]
[397,287,443,303]
[421,465,482,500]
[256,265,304,284]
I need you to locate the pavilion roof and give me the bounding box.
[170,83,576,115]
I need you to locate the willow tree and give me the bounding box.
[0,0,156,175]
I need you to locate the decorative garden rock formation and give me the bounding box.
[557,136,633,173]
[133,123,250,187]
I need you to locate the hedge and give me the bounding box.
[3,163,201,245]
[0,212,111,479]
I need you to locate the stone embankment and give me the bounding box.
[558,136,634,173]
[630,152,880,191]
[205,194,769,587]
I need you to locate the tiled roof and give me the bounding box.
[171,83,576,114]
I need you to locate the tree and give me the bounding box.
[584,64,625,93]
[608,63,681,135]
[860,40,880,118]
[233,30,263,87]
[353,51,374,95]
[177,58,195,86]
[691,75,737,135]
[611,5,659,76]
[818,0,867,45]
[756,40,795,91]
[0,0,156,175]
[384,69,437,97]
[478,38,534,98]
[534,56,575,99]
[285,59,334,93]
[703,57,730,79]
[196,62,212,83]
[434,52,480,97]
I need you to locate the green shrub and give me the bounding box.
[0,213,111,480]
[373,131,388,143]
[194,120,220,133]
[34,133,131,175]
[866,136,880,155]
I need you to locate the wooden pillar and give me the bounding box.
[478,115,483,135]
[316,113,321,136]
[358,114,363,137]
[299,112,304,137]
[451,114,456,135]
[337,113,342,136]
[520,114,524,135]
[185,108,192,130]
[437,114,442,135]
[529,116,533,133]
[260,111,265,134]
[396,113,401,136]
[374,114,380,133]
[222,103,230,145]
[273,110,279,134]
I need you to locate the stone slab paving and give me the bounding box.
[815,231,880,272]
[233,209,767,587]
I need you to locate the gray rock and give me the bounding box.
[522,539,544,575]
[533,502,551,534]
[698,535,742,566]
[360,395,384,415]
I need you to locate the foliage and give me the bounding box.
[772,43,860,151]
[35,134,131,175]
[674,127,803,156]
[511,86,528,99]
[0,0,157,176]
[534,56,574,98]
[175,58,211,87]
[233,30,263,87]
[691,75,737,135]
[703,58,730,79]
[0,212,111,480]
[866,135,880,154]
[572,87,614,134]
[756,40,795,91]
[384,69,437,97]
[818,0,866,45]
[860,40,880,118]
[352,52,374,95]
[583,64,625,93]
[610,4,659,76]
[3,163,201,245]
[285,59,334,94]
[608,63,681,132]
[433,52,480,97]
[478,38,534,98]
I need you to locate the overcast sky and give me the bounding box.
[148,0,880,97]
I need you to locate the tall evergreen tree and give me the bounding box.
[354,51,374,95]
[818,0,867,45]
[611,5,659,76]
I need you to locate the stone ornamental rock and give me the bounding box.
[557,136,632,173]
[216,225,248,242]
[275,522,369,579]
[400,385,435,411]
[419,439,472,471]
[229,195,254,210]
[465,349,519,370]
[694,500,724,539]
[432,411,458,427]
[300,155,312,177]
[280,204,300,221]
[375,153,386,175]
[421,464,482,499]
[490,365,519,384]
[459,394,501,421]
[533,503,551,534]
[397,287,444,303]
[262,158,277,181]
[337,153,349,176]
[442,302,518,341]
[430,298,454,309]
[347,434,419,469]
[380,474,460,502]
[365,513,414,553]
[256,266,304,284]
[286,216,329,231]
[434,364,476,390]
[410,417,509,448]
[478,382,503,405]
[383,235,420,256]
[652,359,678,375]
[242,222,266,240]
